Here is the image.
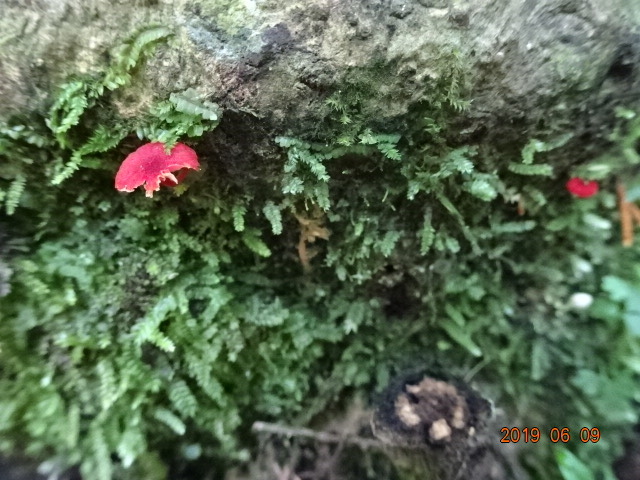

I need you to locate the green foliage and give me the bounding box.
[276,130,402,211]
[241,229,272,257]
[555,448,595,480]
[232,204,247,232]
[51,125,129,185]
[0,24,175,217]
[508,162,554,176]
[262,201,283,235]
[47,80,90,148]
[418,212,436,255]
[521,134,572,164]
[169,380,198,418]
[575,108,640,180]
[0,24,221,219]
[437,49,473,113]
[47,25,174,183]
[101,26,173,92]
[135,88,222,148]
[4,174,26,215]
[1,36,640,480]
[154,408,186,436]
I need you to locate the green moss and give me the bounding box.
[0,22,639,480]
[195,0,259,35]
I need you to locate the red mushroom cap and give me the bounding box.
[566,177,599,198]
[115,142,199,198]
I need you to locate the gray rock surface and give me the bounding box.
[1,0,639,142]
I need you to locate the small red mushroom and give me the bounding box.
[566,177,599,198]
[115,142,199,198]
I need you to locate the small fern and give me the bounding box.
[51,125,128,185]
[508,163,554,176]
[5,174,26,215]
[47,80,90,148]
[132,295,177,353]
[241,229,272,257]
[136,90,221,148]
[263,201,283,235]
[463,176,498,202]
[169,380,198,418]
[96,360,119,411]
[359,130,402,160]
[232,204,247,232]
[102,25,173,92]
[45,24,174,186]
[84,425,113,480]
[185,352,225,402]
[521,134,572,164]
[522,185,547,208]
[116,424,146,468]
[170,89,221,121]
[490,220,537,234]
[276,132,402,209]
[243,295,288,327]
[66,403,80,449]
[376,230,401,257]
[153,408,186,435]
[419,210,436,255]
[435,190,480,254]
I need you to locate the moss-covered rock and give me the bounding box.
[2,1,640,479]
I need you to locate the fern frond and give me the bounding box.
[153,408,186,435]
[377,142,402,161]
[464,177,498,201]
[5,174,26,215]
[96,360,118,411]
[376,230,401,257]
[243,295,288,326]
[0,123,50,148]
[522,185,547,207]
[102,25,173,91]
[47,81,89,148]
[232,205,246,232]
[419,210,435,255]
[51,124,128,185]
[169,380,198,418]
[435,191,480,254]
[442,147,476,175]
[521,134,572,164]
[116,423,146,468]
[281,175,304,195]
[508,163,554,176]
[185,352,224,402]
[434,231,461,253]
[491,220,537,234]
[66,403,80,449]
[359,129,376,145]
[241,229,271,257]
[263,201,283,235]
[170,89,221,121]
[84,426,112,480]
[132,295,177,352]
[521,139,548,164]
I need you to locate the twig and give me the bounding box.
[252,421,383,450]
[629,203,640,226]
[617,183,634,247]
[252,421,425,451]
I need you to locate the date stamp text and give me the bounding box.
[500,427,600,444]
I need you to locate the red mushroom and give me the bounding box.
[566,177,599,198]
[115,142,199,198]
